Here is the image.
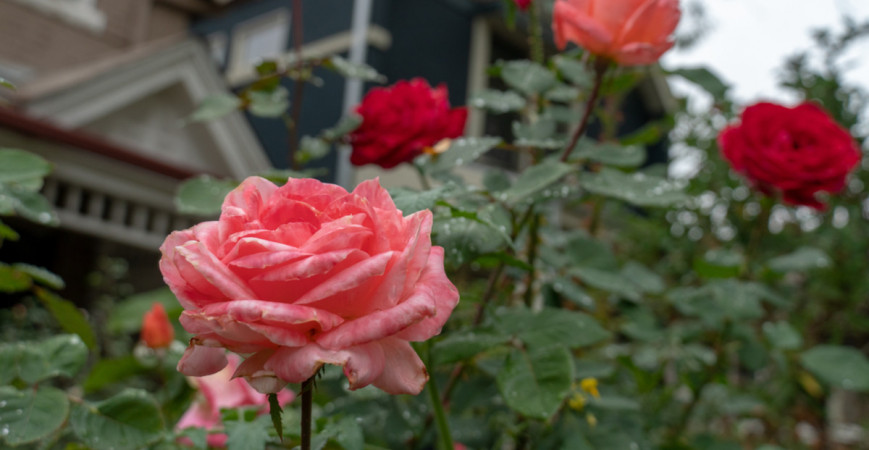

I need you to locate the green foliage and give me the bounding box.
[323,55,387,83]
[70,389,165,449]
[468,89,527,113]
[580,168,689,207]
[189,94,241,122]
[801,345,869,392]
[0,334,88,385]
[424,137,502,174]
[496,345,573,420]
[175,175,238,216]
[35,288,97,349]
[499,60,557,95]
[498,160,575,204]
[0,386,69,446]
[667,66,730,98]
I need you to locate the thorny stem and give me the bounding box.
[560,60,608,163]
[300,375,314,450]
[288,0,305,170]
[522,212,541,307]
[527,0,545,65]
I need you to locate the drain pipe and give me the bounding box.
[335,0,373,189]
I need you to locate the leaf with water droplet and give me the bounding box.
[580,168,688,207]
[70,389,165,449]
[496,345,573,420]
[500,160,575,205]
[500,59,557,95]
[175,175,238,216]
[0,386,69,446]
[765,247,831,273]
[468,89,526,113]
[424,137,502,174]
[801,345,869,392]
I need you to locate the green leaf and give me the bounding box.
[766,247,831,273]
[248,86,289,118]
[35,288,97,350]
[621,262,665,294]
[0,148,52,185]
[496,345,573,420]
[426,137,502,173]
[589,395,641,411]
[0,335,88,385]
[321,417,365,450]
[175,175,238,216]
[70,389,165,449]
[544,83,580,103]
[0,77,14,90]
[433,216,510,267]
[0,220,19,242]
[389,185,452,214]
[84,356,146,393]
[513,118,564,149]
[0,386,69,446]
[571,266,642,302]
[498,160,575,204]
[572,140,646,168]
[0,262,32,293]
[668,281,766,327]
[189,94,241,122]
[564,233,618,270]
[12,264,64,289]
[0,184,59,225]
[549,276,594,310]
[324,55,386,83]
[432,330,511,365]
[762,321,803,350]
[668,66,729,99]
[694,249,744,279]
[801,345,869,392]
[224,416,271,450]
[296,136,331,165]
[268,393,283,442]
[500,60,557,95]
[494,307,610,349]
[469,89,526,113]
[321,114,363,141]
[580,168,688,207]
[255,60,279,76]
[553,55,593,88]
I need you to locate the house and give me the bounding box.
[0,0,271,300]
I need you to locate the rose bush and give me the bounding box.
[552,0,681,66]
[177,354,294,447]
[718,101,861,209]
[349,78,467,168]
[160,176,459,395]
[141,302,174,349]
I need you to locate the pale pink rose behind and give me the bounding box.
[552,0,681,66]
[160,177,459,395]
[177,354,293,448]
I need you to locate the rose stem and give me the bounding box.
[288,0,305,170]
[300,375,314,450]
[426,342,455,450]
[559,59,608,163]
[527,0,545,65]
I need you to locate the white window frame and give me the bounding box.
[9,0,106,33]
[226,9,291,84]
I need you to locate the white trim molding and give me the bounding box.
[10,0,106,33]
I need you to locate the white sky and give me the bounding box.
[661,0,869,104]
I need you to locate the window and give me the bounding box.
[226,10,291,84]
[9,0,106,33]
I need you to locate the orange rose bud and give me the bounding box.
[141,303,174,349]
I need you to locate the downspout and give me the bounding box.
[335,0,373,189]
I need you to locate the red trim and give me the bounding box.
[0,107,202,180]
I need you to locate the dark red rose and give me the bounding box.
[350,78,467,169]
[514,0,532,10]
[718,102,861,210]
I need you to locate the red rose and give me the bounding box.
[718,102,861,210]
[514,0,532,10]
[142,303,174,349]
[350,78,467,169]
[160,177,459,395]
[552,0,681,66]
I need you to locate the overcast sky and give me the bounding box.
[661,0,869,104]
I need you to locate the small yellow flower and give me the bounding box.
[586,412,598,427]
[568,392,587,411]
[580,377,600,398]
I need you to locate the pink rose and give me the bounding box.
[350,78,467,168]
[553,0,681,66]
[177,354,293,447]
[160,177,459,395]
[718,102,861,210]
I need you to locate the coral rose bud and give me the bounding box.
[160,177,460,395]
[552,0,681,66]
[718,102,861,210]
[350,78,467,168]
[141,303,174,349]
[177,354,293,448]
